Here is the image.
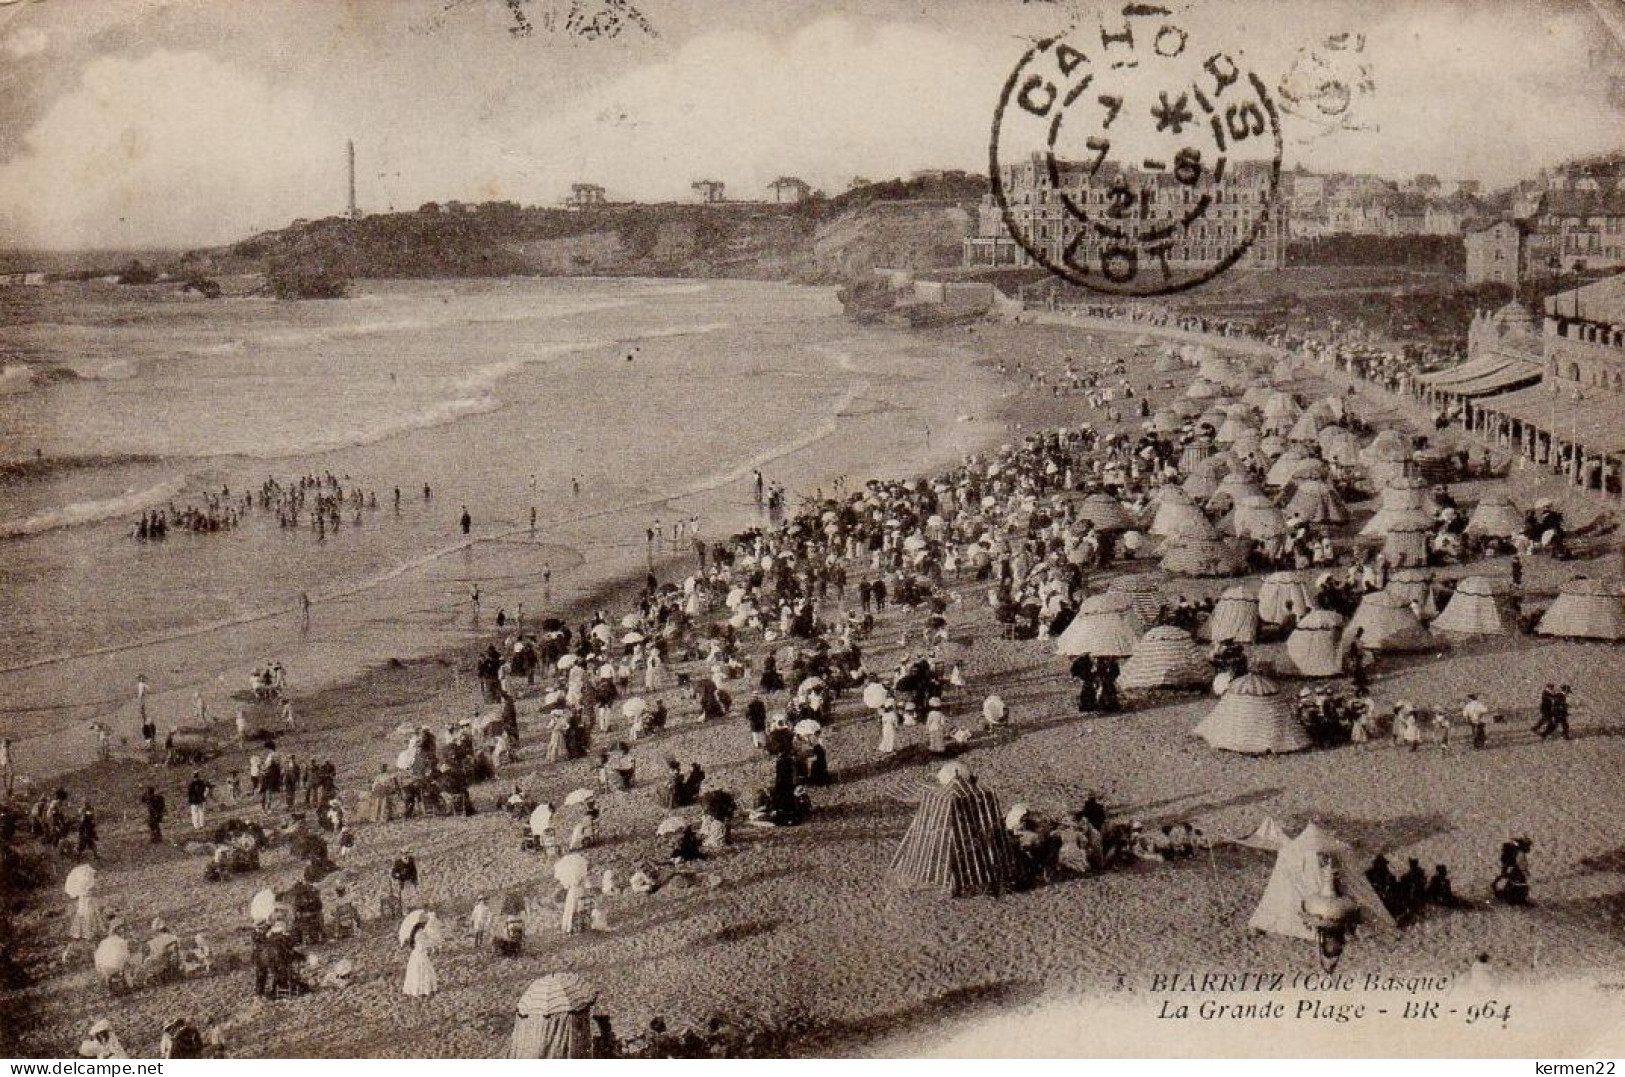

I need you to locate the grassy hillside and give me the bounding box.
[177,174,989,288]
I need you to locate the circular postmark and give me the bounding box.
[990,8,1284,296]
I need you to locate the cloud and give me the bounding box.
[499,16,1008,203]
[1,26,47,57]
[0,49,347,248]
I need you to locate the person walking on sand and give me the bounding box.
[877,699,899,755]
[141,785,165,844]
[299,591,311,633]
[401,912,439,998]
[136,674,150,724]
[459,506,472,535]
[1462,693,1491,749]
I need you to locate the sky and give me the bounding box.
[0,0,1620,250]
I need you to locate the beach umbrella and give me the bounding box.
[398,909,430,946]
[862,682,889,709]
[794,719,823,738]
[64,864,96,899]
[621,697,648,719]
[93,935,131,978]
[553,853,591,888]
[563,788,596,807]
[655,817,689,837]
[591,624,612,645]
[517,973,597,1020]
[555,654,578,670]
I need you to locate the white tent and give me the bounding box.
[1247,822,1395,941]
[1235,817,1293,852]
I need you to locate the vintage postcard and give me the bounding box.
[0,0,1622,1061]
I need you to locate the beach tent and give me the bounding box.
[1107,573,1164,626]
[1161,535,1248,578]
[1360,429,1409,467]
[1077,493,1135,532]
[1536,577,1625,641]
[1261,391,1302,433]
[1464,494,1523,539]
[1236,817,1293,852]
[1432,576,1514,636]
[1149,409,1183,434]
[1288,410,1324,442]
[1207,584,1261,643]
[1150,497,1214,539]
[1195,674,1310,755]
[1385,568,1438,619]
[1248,823,1395,941]
[1263,448,1308,488]
[1286,609,1346,677]
[1119,625,1209,691]
[508,974,598,1058]
[1153,353,1184,373]
[1381,516,1433,569]
[1258,571,1315,625]
[1258,434,1287,459]
[1317,425,1361,465]
[1179,439,1215,472]
[1344,589,1434,652]
[890,770,1023,897]
[1283,480,1349,525]
[1053,593,1141,656]
[1229,495,1288,542]
[1185,377,1223,400]
[1216,415,1258,445]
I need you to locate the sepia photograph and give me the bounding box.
[0,0,1622,1061]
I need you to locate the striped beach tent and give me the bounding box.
[1258,571,1315,625]
[1283,479,1349,525]
[889,770,1023,897]
[1432,575,1515,636]
[1286,609,1345,676]
[1194,674,1310,755]
[1381,516,1433,569]
[1054,593,1141,656]
[1151,496,1215,539]
[1178,438,1216,472]
[1536,577,1625,641]
[1077,492,1135,532]
[1161,534,1248,577]
[1120,625,1209,690]
[508,974,598,1058]
[1384,568,1438,619]
[1207,584,1261,642]
[1108,573,1164,625]
[1344,589,1434,652]
[1228,495,1288,541]
[1464,494,1522,539]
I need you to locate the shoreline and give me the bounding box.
[9,308,1623,1059]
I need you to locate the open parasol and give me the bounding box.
[862,683,889,709]
[248,888,278,923]
[655,816,689,836]
[397,908,429,946]
[793,719,823,738]
[64,864,96,899]
[93,935,130,977]
[563,788,596,807]
[621,697,648,720]
[555,654,578,670]
[552,853,590,888]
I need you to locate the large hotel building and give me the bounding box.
[963,153,1287,272]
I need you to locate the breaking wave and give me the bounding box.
[0,476,188,539]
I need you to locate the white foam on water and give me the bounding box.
[0,476,187,539]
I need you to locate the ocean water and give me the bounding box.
[0,277,1006,763]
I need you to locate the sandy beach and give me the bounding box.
[4,312,1623,1059]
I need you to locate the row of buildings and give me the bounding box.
[964,153,1625,286]
[962,153,1289,272]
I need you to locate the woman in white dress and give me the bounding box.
[401,913,440,998]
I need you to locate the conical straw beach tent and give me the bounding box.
[1077,492,1135,532]
[1248,823,1395,941]
[1284,479,1349,525]
[1150,491,1212,538]
[1288,409,1324,442]
[1464,494,1523,539]
[1107,573,1164,626]
[1286,609,1345,676]
[1161,534,1248,577]
[1536,577,1625,641]
[1229,495,1289,541]
[1432,576,1515,636]
[1054,593,1141,656]
[1194,673,1310,754]
[1207,584,1261,643]
[1263,448,1310,488]
[1119,625,1209,690]
[509,974,598,1058]
[1258,571,1315,625]
[890,768,1023,896]
[1344,589,1434,652]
